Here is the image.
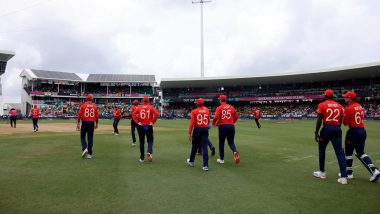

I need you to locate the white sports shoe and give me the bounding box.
[202,166,209,171]
[216,159,225,164]
[81,148,88,158]
[338,173,354,179]
[313,171,326,179]
[115,133,119,136]
[86,154,93,159]
[370,169,380,182]
[132,142,136,146]
[139,159,144,163]
[337,177,348,185]
[187,159,195,167]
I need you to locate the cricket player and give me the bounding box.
[313,89,348,184]
[187,98,211,171]
[252,107,261,129]
[113,106,122,135]
[213,95,240,164]
[30,105,40,132]
[77,95,99,159]
[342,91,380,182]
[130,100,139,146]
[132,96,159,162]
[9,108,17,128]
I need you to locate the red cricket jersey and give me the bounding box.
[113,109,122,119]
[343,102,365,128]
[31,108,40,119]
[213,103,238,126]
[253,109,261,119]
[130,106,138,116]
[317,100,343,126]
[132,104,159,125]
[77,102,99,123]
[189,106,210,134]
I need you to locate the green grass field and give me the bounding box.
[0,119,379,214]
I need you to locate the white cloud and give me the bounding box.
[1,0,380,102]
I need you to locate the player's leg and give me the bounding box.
[189,128,200,163]
[208,139,215,156]
[13,117,16,128]
[255,119,260,128]
[131,120,136,145]
[137,125,145,161]
[226,125,240,164]
[354,129,379,181]
[32,118,36,131]
[113,119,117,133]
[330,127,347,178]
[218,125,227,162]
[87,122,95,157]
[80,122,88,156]
[344,129,355,178]
[201,129,209,170]
[146,126,154,161]
[315,127,329,178]
[36,118,39,131]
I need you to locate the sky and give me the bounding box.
[1,0,380,103]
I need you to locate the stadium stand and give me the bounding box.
[160,62,380,119]
[19,69,157,118]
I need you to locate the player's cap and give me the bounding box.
[86,94,93,101]
[194,98,204,105]
[133,99,139,105]
[342,91,357,99]
[219,95,227,101]
[324,89,334,97]
[142,96,149,102]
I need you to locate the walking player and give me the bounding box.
[132,96,159,162]
[252,107,261,129]
[213,95,240,164]
[31,105,40,132]
[130,100,139,146]
[77,95,99,159]
[113,106,122,135]
[9,108,17,128]
[187,98,211,171]
[342,91,380,182]
[313,89,348,184]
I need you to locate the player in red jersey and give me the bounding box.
[342,91,380,182]
[313,89,348,184]
[187,98,211,171]
[213,95,240,164]
[112,106,122,135]
[132,96,159,162]
[77,95,99,159]
[9,108,17,128]
[252,107,261,129]
[130,100,139,146]
[30,105,40,132]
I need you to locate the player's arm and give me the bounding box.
[76,106,83,130]
[314,114,323,142]
[95,106,99,129]
[233,108,239,123]
[151,106,159,124]
[212,107,220,126]
[188,111,195,141]
[132,107,140,125]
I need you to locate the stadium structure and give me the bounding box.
[0,50,15,116]
[19,69,157,117]
[160,62,380,119]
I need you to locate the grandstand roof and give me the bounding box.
[0,50,15,62]
[87,74,155,83]
[160,62,380,88]
[31,69,82,81]
[20,69,156,83]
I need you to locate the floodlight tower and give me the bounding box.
[0,50,15,115]
[192,0,211,78]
